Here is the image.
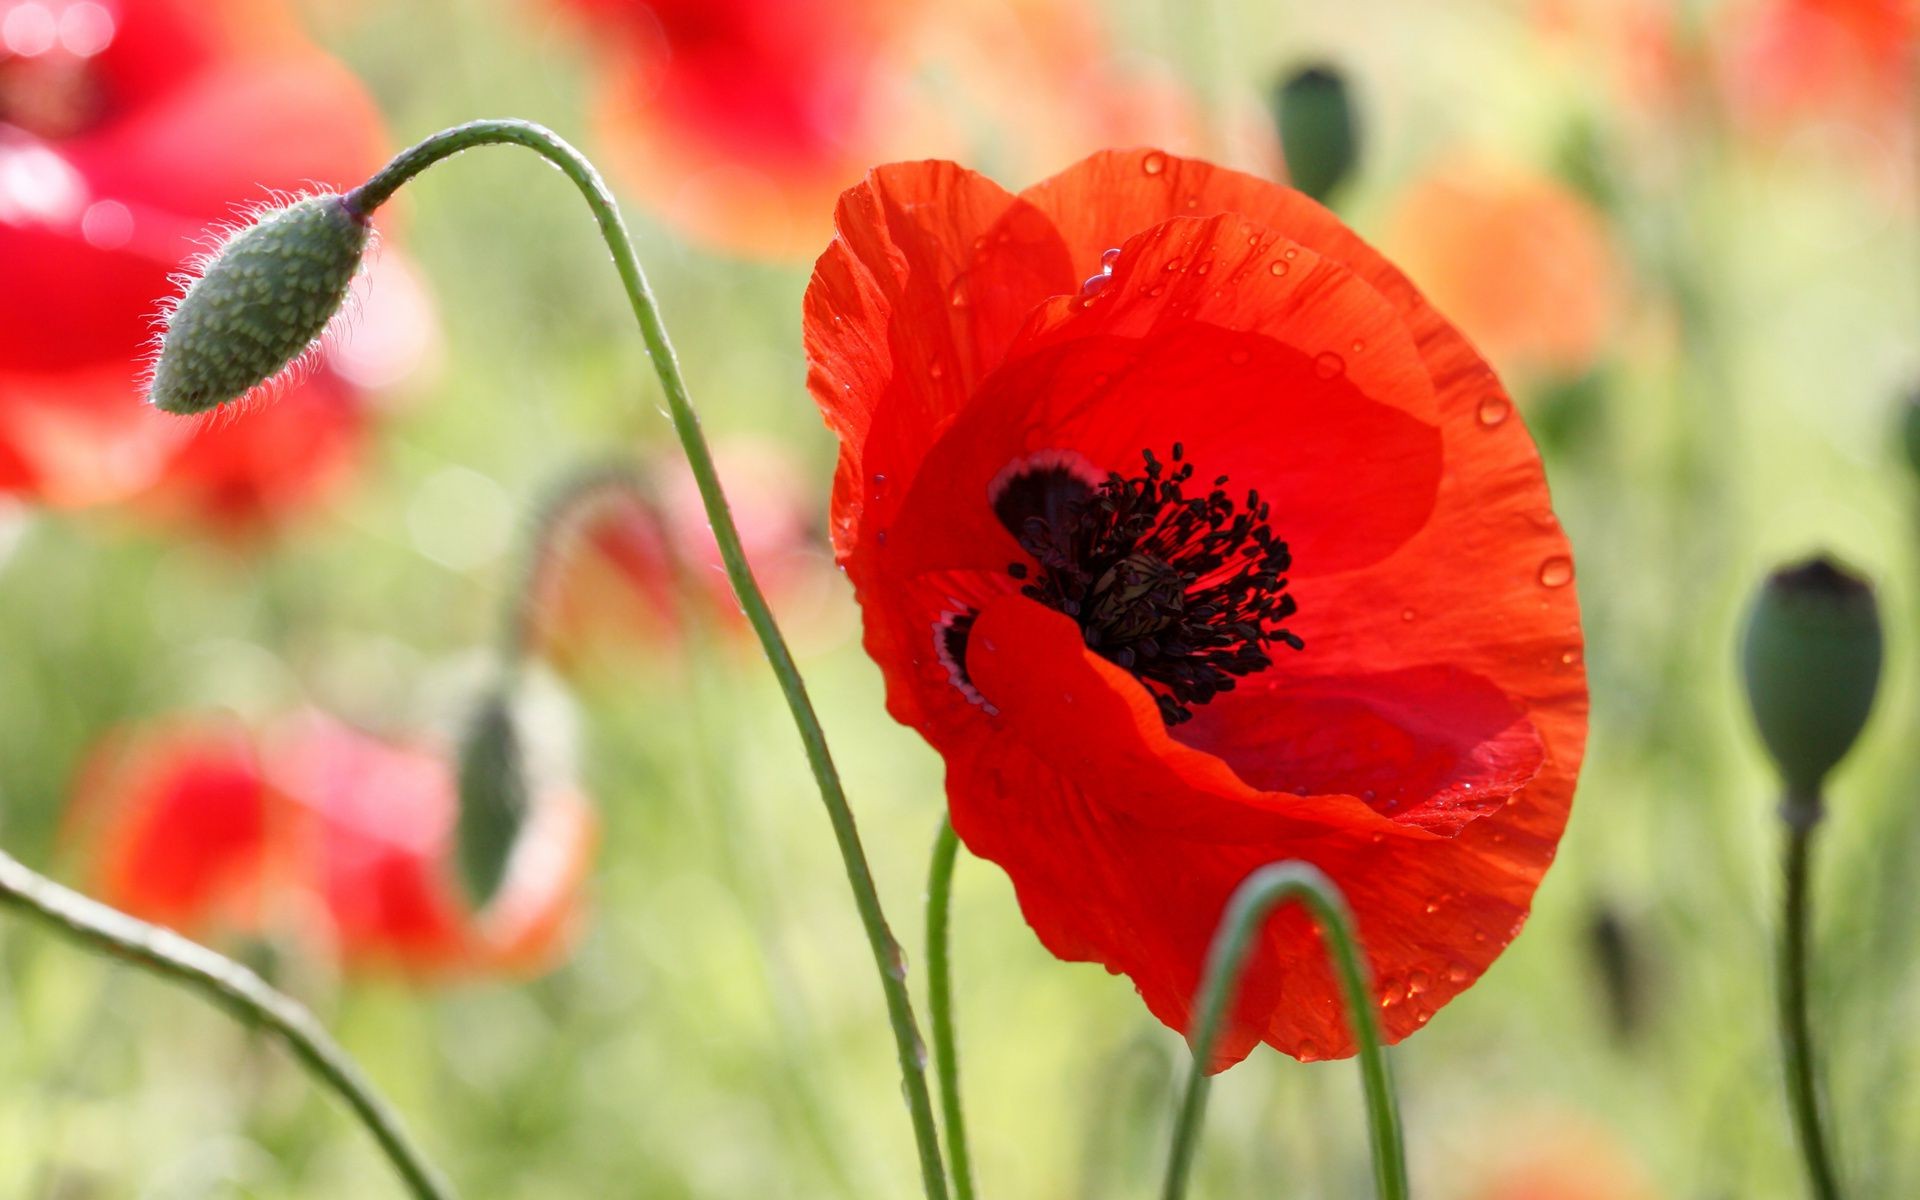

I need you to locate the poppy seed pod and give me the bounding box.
[1273,64,1359,205]
[1741,556,1883,804]
[148,194,370,416]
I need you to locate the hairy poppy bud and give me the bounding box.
[1741,556,1883,806]
[148,194,370,416]
[1273,64,1359,205]
[455,688,531,907]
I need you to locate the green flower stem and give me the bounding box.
[1779,797,1844,1200]
[350,120,951,1200]
[926,817,976,1200]
[1160,861,1407,1200]
[0,847,453,1200]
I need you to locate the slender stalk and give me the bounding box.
[350,120,951,1200]
[1779,797,1844,1200]
[1160,861,1407,1200]
[0,848,452,1200]
[926,817,976,1200]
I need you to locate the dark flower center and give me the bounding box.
[989,445,1302,725]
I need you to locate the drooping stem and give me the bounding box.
[350,120,951,1200]
[926,817,976,1200]
[1779,797,1844,1200]
[0,848,453,1200]
[1160,861,1407,1200]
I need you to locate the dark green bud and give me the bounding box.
[148,194,369,416]
[1740,556,1883,804]
[455,689,531,908]
[1899,388,1920,485]
[1273,64,1359,205]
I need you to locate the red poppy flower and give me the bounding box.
[64,716,277,935]
[1716,0,1917,135]
[268,713,596,977]
[0,0,390,514]
[549,0,1210,257]
[805,150,1587,1067]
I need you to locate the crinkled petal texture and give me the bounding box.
[806,150,1587,1069]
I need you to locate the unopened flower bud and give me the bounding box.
[1899,388,1920,486]
[455,688,531,908]
[1740,556,1883,805]
[148,194,370,416]
[1273,64,1359,205]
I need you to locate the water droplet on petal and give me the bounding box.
[1477,395,1512,427]
[1080,272,1111,300]
[1142,151,1167,175]
[948,280,968,308]
[1269,260,1289,276]
[1313,351,1345,379]
[1407,970,1431,996]
[1164,258,1182,272]
[1538,556,1574,588]
[1101,247,1122,270]
[1400,607,1415,622]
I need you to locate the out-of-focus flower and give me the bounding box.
[532,439,830,668]
[0,0,396,522]
[549,0,1208,257]
[64,717,276,935]
[1382,157,1624,382]
[1467,1119,1658,1200]
[805,149,1586,1068]
[1533,0,1689,117]
[269,713,596,976]
[64,710,594,978]
[1716,0,1917,136]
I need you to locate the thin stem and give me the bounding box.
[0,848,453,1200]
[926,817,976,1200]
[1160,861,1407,1200]
[1779,798,1844,1200]
[351,120,951,1200]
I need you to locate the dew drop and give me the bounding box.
[1101,247,1122,270]
[1081,272,1111,298]
[1184,195,1200,209]
[1269,260,1289,276]
[1146,285,1165,297]
[1446,965,1471,984]
[1400,607,1415,622]
[1313,351,1345,380]
[1407,970,1431,996]
[947,280,968,308]
[1476,395,1512,427]
[1164,258,1183,272]
[1537,556,1574,588]
[1142,151,1167,175]
[928,360,944,380]
[1559,648,1581,666]
[1350,339,1364,353]
[1284,247,1298,260]
[1195,260,1212,275]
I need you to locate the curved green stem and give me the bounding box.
[351,120,951,1200]
[1779,798,1844,1200]
[0,849,453,1200]
[1160,861,1407,1200]
[926,817,976,1200]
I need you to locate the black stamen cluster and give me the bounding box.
[1002,445,1302,725]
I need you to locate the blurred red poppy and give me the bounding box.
[1382,157,1624,382]
[65,711,593,977]
[1468,1119,1657,1200]
[805,150,1587,1068]
[550,0,1209,257]
[268,713,595,976]
[65,716,276,935]
[1716,0,1917,135]
[534,439,832,669]
[0,0,390,520]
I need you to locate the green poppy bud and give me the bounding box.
[148,193,370,416]
[1273,64,1359,206]
[455,689,531,908]
[1899,388,1920,485]
[1740,556,1883,806]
